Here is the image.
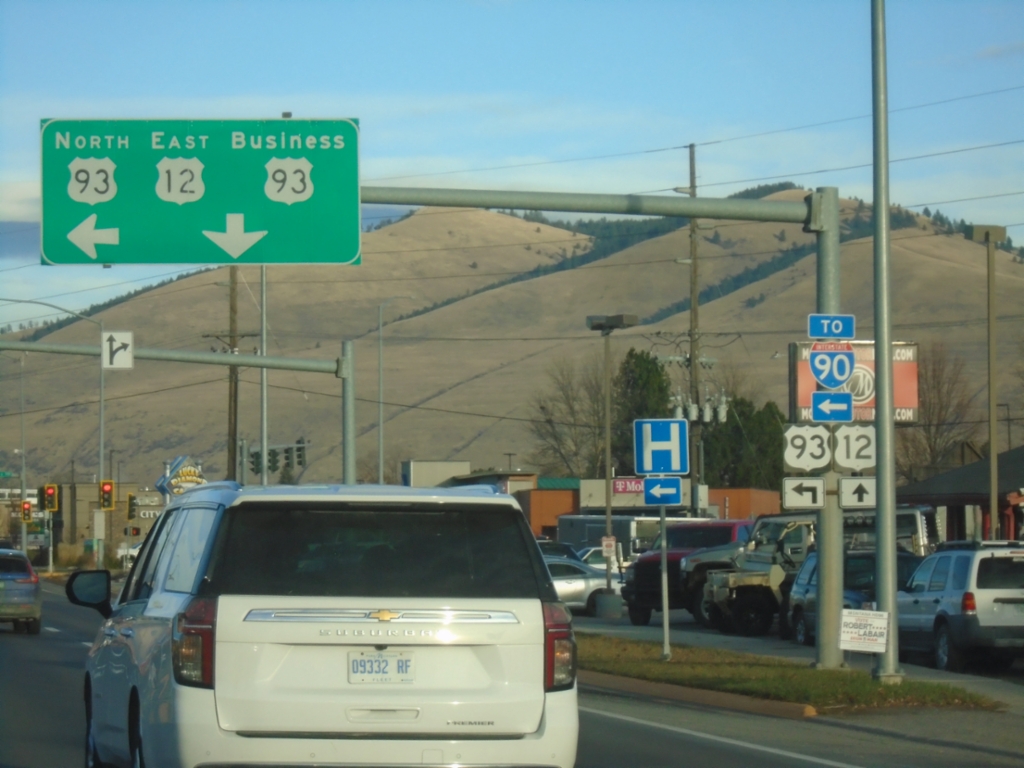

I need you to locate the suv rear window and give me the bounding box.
[0,555,29,573]
[201,502,551,600]
[659,526,734,550]
[976,556,1024,590]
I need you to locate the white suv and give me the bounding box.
[897,540,1024,672]
[66,483,578,768]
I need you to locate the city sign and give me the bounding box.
[809,341,855,390]
[789,341,919,423]
[808,313,855,340]
[643,476,683,506]
[833,424,876,471]
[782,477,825,510]
[633,419,689,475]
[811,391,853,423]
[783,424,832,472]
[41,119,361,265]
[839,476,877,509]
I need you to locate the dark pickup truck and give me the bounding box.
[621,519,754,626]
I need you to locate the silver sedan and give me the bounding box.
[0,548,42,634]
[544,555,622,615]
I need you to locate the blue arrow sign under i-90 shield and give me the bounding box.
[811,391,854,422]
[633,419,689,475]
[643,476,683,506]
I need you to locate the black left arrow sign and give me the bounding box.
[792,483,819,505]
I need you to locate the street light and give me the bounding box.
[964,225,1006,539]
[377,296,414,484]
[586,314,638,593]
[0,298,105,556]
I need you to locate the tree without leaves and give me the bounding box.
[895,342,979,484]
[525,355,606,478]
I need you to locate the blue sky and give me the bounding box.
[0,0,1022,326]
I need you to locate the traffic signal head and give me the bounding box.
[100,481,114,510]
[44,484,59,512]
[127,493,138,520]
[123,526,141,536]
[21,500,31,522]
[267,449,280,473]
[296,437,306,467]
[249,451,262,474]
[284,447,294,470]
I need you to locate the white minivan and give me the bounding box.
[67,482,579,768]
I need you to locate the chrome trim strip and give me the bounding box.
[243,608,519,624]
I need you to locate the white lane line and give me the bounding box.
[43,626,61,633]
[81,642,93,647]
[579,707,867,768]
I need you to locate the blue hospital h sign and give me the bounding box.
[633,419,689,475]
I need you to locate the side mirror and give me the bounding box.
[65,570,113,619]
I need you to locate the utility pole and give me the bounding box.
[688,143,701,511]
[227,265,239,480]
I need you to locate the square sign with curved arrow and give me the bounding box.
[102,331,133,369]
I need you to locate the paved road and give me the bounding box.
[3,586,1023,768]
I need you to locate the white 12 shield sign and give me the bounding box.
[832,425,876,471]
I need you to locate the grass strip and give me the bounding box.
[577,634,999,712]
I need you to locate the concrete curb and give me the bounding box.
[578,669,818,720]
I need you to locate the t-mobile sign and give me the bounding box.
[612,478,644,494]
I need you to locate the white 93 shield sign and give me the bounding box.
[783,424,832,472]
[264,157,313,205]
[67,157,117,205]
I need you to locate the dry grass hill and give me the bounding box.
[1,189,1022,491]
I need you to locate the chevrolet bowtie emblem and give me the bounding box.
[369,610,401,622]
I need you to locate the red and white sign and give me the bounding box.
[612,478,644,494]
[601,536,617,559]
[790,341,918,423]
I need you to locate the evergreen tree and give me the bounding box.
[702,398,785,490]
[610,349,672,474]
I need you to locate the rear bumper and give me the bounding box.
[948,616,1024,651]
[156,685,578,768]
[0,599,41,620]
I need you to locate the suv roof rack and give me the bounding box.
[936,540,1024,551]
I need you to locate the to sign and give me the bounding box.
[809,341,855,390]
[783,424,831,472]
[41,119,360,265]
[808,314,855,340]
[782,477,825,510]
[833,425,876,471]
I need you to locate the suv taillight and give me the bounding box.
[172,596,217,688]
[543,602,576,692]
[15,562,38,584]
[961,591,977,615]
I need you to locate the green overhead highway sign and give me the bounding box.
[41,118,360,265]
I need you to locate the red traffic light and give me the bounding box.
[21,501,31,511]
[45,486,55,498]
[101,482,113,493]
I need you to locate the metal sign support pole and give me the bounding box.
[871,0,902,683]
[660,502,671,661]
[260,265,269,485]
[342,341,356,484]
[811,188,844,671]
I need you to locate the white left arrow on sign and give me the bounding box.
[68,214,119,259]
[649,483,675,498]
[817,398,850,414]
[202,214,268,258]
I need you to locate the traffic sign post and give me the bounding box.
[833,424,876,471]
[811,391,853,423]
[808,313,855,340]
[633,419,689,475]
[839,476,877,509]
[643,476,683,506]
[782,477,825,509]
[783,424,832,472]
[41,119,361,265]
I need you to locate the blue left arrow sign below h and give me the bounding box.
[644,476,682,506]
[634,419,689,475]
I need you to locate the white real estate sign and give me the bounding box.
[840,609,889,653]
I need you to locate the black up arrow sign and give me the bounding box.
[792,482,818,505]
[851,483,870,502]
